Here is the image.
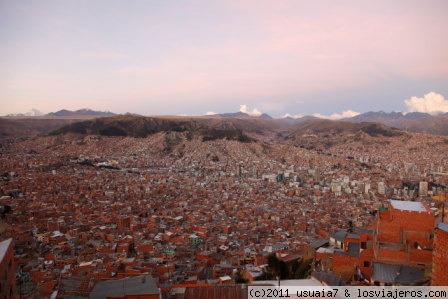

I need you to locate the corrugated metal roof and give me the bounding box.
[347,233,360,239]
[436,222,448,232]
[371,262,400,283]
[390,200,426,212]
[89,275,160,298]
[308,239,329,248]
[395,265,425,285]
[330,230,347,242]
[312,271,346,286]
[372,262,425,285]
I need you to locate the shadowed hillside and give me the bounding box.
[51,115,255,142]
[344,111,448,136]
[286,119,406,150]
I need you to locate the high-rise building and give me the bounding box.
[377,182,386,195]
[419,181,429,197]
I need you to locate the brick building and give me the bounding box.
[374,200,434,268]
[314,200,436,285]
[371,200,434,285]
[0,238,16,299]
[431,222,448,286]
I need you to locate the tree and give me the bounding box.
[294,259,312,279]
[235,271,248,284]
[267,254,289,280]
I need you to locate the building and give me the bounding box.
[377,182,386,195]
[188,234,200,246]
[419,181,429,197]
[89,275,160,299]
[212,264,234,279]
[314,200,435,285]
[304,239,328,261]
[0,238,16,299]
[431,222,448,286]
[375,200,434,263]
[372,200,434,285]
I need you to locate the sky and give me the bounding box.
[1,0,448,118]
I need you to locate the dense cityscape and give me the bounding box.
[2,1,448,298]
[1,114,447,298]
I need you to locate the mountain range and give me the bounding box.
[7,108,116,117]
[1,109,448,139]
[343,111,448,135]
[46,108,116,117]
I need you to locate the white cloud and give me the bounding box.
[313,110,360,120]
[330,110,361,119]
[282,113,305,119]
[404,92,448,115]
[282,110,359,120]
[27,108,45,116]
[239,104,262,116]
[205,111,217,115]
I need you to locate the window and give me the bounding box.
[363,261,370,267]
[361,242,367,249]
[417,263,426,268]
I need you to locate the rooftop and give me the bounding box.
[372,262,424,285]
[436,222,448,232]
[389,200,427,212]
[89,275,159,299]
[0,238,12,263]
[308,239,329,249]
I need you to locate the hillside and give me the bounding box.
[344,111,448,135]
[285,119,406,150]
[1,113,410,145]
[51,115,255,142]
[0,118,81,138]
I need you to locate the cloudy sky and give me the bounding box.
[1,0,448,118]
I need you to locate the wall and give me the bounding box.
[0,239,16,299]
[431,228,448,286]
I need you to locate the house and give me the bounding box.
[329,230,347,249]
[304,239,329,261]
[188,234,200,246]
[375,200,434,271]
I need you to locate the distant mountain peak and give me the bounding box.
[342,111,447,135]
[46,109,116,117]
[259,113,272,119]
[344,111,430,121]
[215,111,251,118]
